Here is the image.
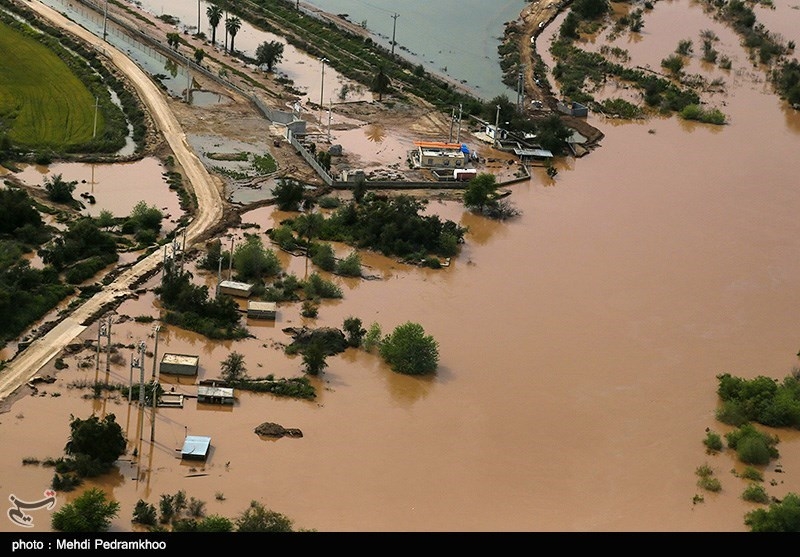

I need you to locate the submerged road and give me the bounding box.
[0,0,225,406]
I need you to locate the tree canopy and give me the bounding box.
[51,488,119,532]
[379,321,439,375]
[65,413,126,467]
[255,40,284,72]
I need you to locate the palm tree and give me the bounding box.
[206,5,223,46]
[226,16,242,54]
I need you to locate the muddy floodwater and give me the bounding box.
[3,0,800,533]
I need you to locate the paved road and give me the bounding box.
[0,0,225,405]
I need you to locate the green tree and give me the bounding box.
[725,423,779,465]
[51,488,119,532]
[235,500,294,532]
[220,351,248,383]
[572,0,610,20]
[126,200,163,234]
[371,65,391,101]
[226,16,242,53]
[343,316,366,348]
[335,251,361,277]
[255,40,285,72]
[302,339,328,375]
[534,114,572,155]
[363,322,382,352]
[233,234,281,281]
[132,500,157,526]
[745,492,800,531]
[65,414,126,467]
[273,179,305,211]
[95,209,115,230]
[196,515,234,532]
[44,173,77,204]
[463,172,498,213]
[310,242,336,271]
[206,5,223,46]
[194,48,205,65]
[379,322,439,375]
[166,32,181,51]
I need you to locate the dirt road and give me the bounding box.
[0,0,226,405]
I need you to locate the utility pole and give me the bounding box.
[448,107,455,143]
[390,13,399,57]
[151,325,161,379]
[456,103,463,143]
[103,0,108,42]
[228,236,234,280]
[327,99,332,143]
[319,57,329,126]
[150,326,160,441]
[197,0,200,36]
[104,315,112,372]
[494,105,501,148]
[93,97,98,139]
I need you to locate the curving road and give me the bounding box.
[0,0,225,405]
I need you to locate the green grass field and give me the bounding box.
[0,20,102,148]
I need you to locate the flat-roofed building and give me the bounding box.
[414,141,467,169]
[217,280,254,298]
[160,353,199,376]
[247,301,277,320]
[197,384,235,405]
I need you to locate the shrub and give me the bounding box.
[726,423,779,465]
[742,483,770,504]
[335,251,361,277]
[698,475,722,492]
[132,500,157,525]
[703,430,723,452]
[363,322,382,352]
[740,466,764,482]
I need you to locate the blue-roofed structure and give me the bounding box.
[181,435,211,460]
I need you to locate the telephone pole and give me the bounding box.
[390,13,399,57]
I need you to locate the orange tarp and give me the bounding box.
[413,141,463,149]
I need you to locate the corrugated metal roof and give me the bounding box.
[198,385,234,398]
[181,435,211,458]
[513,147,553,158]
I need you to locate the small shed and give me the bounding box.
[181,435,211,460]
[160,353,199,376]
[159,393,184,408]
[197,384,235,405]
[513,146,554,165]
[218,280,254,298]
[247,301,277,320]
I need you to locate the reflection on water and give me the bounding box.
[12,158,184,231]
[188,90,232,107]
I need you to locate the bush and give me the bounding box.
[132,500,157,525]
[742,483,770,504]
[335,251,361,277]
[740,466,764,482]
[379,322,439,375]
[745,493,800,531]
[703,430,723,452]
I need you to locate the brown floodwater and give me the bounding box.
[3,0,800,533]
